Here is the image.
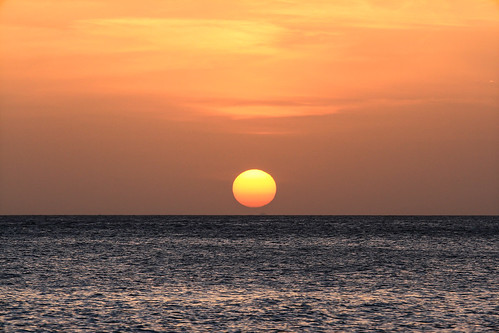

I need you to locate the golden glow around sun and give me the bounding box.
[232,169,277,208]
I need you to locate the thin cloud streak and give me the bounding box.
[75,18,284,55]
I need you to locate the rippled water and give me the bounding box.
[1,216,498,332]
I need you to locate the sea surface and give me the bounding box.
[0,216,498,332]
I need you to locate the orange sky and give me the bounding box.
[1,0,498,214]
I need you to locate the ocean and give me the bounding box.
[0,216,497,332]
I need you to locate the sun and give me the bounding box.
[232,169,277,208]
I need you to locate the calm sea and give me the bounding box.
[0,216,498,332]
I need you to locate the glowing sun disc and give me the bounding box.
[232,169,276,208]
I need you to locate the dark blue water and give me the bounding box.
[1,216,498,332]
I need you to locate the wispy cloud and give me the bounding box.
[181,95,484,119]
[74,18,285,54]
[265,0,499,29]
